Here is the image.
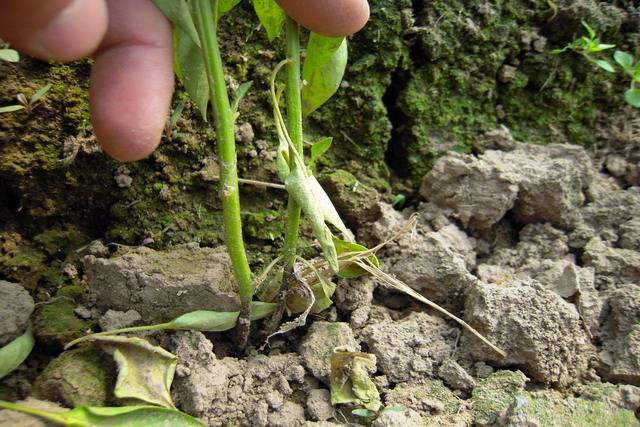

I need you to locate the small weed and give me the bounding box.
[0,83,51,114]
[552,21,616,73]
[553,21,639,108]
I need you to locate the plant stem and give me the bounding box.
[282,17,303,271]
[193,0,252,307]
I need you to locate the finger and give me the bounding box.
[275,0,369,37]
[0,0,108,61]
[90,0,174,162]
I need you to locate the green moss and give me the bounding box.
[33,286,94,347]
[520,390,638,426]
[33,347,112,407]
[471,370,528,424]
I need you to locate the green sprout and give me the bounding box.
[613,50,640,108]
[552,21,616,73]
[0,83,51,114]
[553,21,640,108]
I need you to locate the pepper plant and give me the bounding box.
[149,0,359,338]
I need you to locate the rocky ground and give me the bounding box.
[2,129,640,426]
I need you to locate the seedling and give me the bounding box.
[552,21,616,73]
[553,22,640,108]
[0,83,51,114]
[613,50,640,108]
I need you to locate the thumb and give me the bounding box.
[0,0,108,62]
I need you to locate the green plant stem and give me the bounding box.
[193,0,252,306]
[282,17,303,271]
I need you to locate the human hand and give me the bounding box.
[0,0,370,162]
[0,0,173,161]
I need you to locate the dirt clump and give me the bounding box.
[84,244,239,323]
[168,331,308,427]
[461,279,593,386]
[360,312,457,383]
[0,280,34,346]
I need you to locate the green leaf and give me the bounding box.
[0,325,34,380]
[333,237,379,278]
[310,137,333,163]
[84,336,177,408]
[593,59,615,73]
[219,0,242,17]
[169,310,239,331]
[0,401,206,426]
[614,50,634,70]
[176,29,209,121]
[302,34,348,116]
[0,105,25,113]
[352,408,377,418]
[231,80,253,114]
[152,0,200,46]
[252,0,286,41]
[625,88,640,108]
[0,49,19,63]
[592,43,615,52]
[29,84,51,105]
[330,351,381,411]
[581,21,595,39]
[250,301,278,320]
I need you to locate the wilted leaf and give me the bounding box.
[0,325,34,380]
[614,51,634,70]
[0,401,205,426]
[330,351,381,411]
[176,29,209,121]
[302,34,348,116]
[84,336,177,408]
[285,168,352,271]
[310,280,336,313]
[0,49,19,63]
[151,0,200,46]
[625,88,640,108]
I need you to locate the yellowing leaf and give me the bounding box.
[330,351,381,411]
[84,336,177,408]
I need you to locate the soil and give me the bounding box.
[1,1,640,426]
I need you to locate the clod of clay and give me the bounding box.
[462,279,593,386]
[84,245,239,323]
[0,280,35,346]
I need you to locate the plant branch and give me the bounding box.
[193,0,252,308]
[282,17,303,271]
